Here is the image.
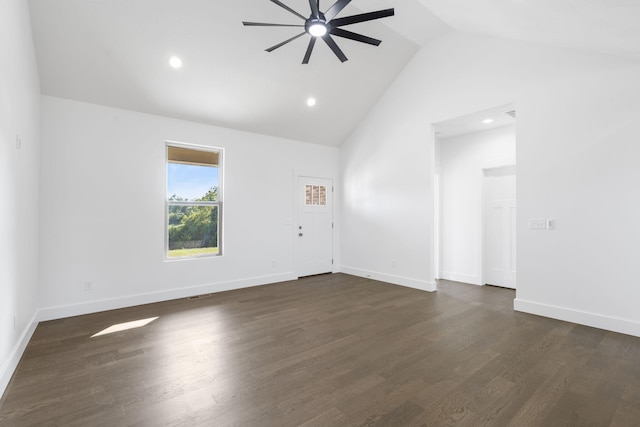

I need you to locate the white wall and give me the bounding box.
[0,0,42,397]
[438,125,516,285]
[340,31,640,336]
[38,96,339,319]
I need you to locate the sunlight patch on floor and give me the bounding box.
[91,317,159,338]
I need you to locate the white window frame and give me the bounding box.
[165,141,223,260]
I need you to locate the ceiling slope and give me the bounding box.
[28,0,640,147]
[420,0,640,60]
[28,0,451,146]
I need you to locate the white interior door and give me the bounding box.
[483,172,516,289]
[297,177,333,277]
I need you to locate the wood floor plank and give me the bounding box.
[2,274,640,426]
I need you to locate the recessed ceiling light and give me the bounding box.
[169,56,182,69]
[482,118,494,124]
[307,97,317,107]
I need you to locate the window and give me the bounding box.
[166,144,222,259]
[305,184,327,206]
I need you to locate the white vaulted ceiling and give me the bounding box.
[27,0,640,146]
[420,0,640,60]
[28,0,449,146]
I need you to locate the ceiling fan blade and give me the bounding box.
[266,32,306,52]
[322,35,348,62]
[243,21,304,27]
[302,37,317,64]
[309,0,320,18]
[269,0,307,20]
[324,0,352,21]
[329,8,394,27]
[330,27,381,46]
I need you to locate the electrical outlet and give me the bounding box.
[83,281,93,291]
[271,260,277,268]
[392,260,397,268]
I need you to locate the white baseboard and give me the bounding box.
[38,272,297,322]
[439,271,481,286]
[340,266,436,292]
[0,311,39,400]
[514,298,640,338]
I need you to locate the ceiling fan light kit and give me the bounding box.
[243,0,394,64]
[307,19,328,37]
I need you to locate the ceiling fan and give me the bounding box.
[243,0,394,64]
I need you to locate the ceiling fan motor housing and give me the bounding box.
[305,13,328,36]
[243,0,394,64]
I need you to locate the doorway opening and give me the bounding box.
[433,103,517,289]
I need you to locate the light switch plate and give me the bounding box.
[529,218,547,229]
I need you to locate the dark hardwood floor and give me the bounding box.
[1,274,640,426]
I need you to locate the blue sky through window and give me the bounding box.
[167,163,218,201]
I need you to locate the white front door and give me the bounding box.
[297,177,333,277]
[483,173,516,289]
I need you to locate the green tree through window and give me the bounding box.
[166,145,222,258]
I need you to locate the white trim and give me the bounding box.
[429,129,438,288]
[38,272,296,322]
[0,311,39,399]
[340,265,436,292]
[433,171,441,280]
[514,298,640,338]
[439,270,481,286]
